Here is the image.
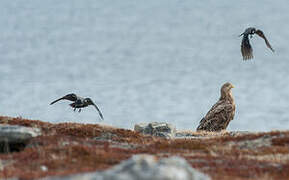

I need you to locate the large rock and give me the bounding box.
[0,124,41,153]
[134,122,176,138]
[47,155,210,180]
[102,155,210,180]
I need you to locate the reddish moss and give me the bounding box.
[1,115,289,180]
[272,136,289,146]
[150,139,210,153]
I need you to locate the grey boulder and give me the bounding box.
[0,124,41,153]
[134,122,176,138]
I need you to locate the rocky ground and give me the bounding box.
[0,116,289,180]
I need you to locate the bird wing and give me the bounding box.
[255,29,275,52]
[204,101,234,120]
[197,101,234,131]
[50,94,78,105]
[92,103,104,120]
[241,35,254,60]
[50,97,67,105]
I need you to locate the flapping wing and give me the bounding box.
[255,29,275,52]
[94,104,104,120]
[241,35,253,60]
[50,93,78,105]
[50,97,66,105]
[91,103,104,120]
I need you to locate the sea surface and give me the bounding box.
[1,0,289,131]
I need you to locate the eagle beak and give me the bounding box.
[239,33,244,37]
[231,85,235,88]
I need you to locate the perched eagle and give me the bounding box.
[197,82,235,132]
[239,27,274,60]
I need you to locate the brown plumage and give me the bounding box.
[239,27,274,60]
[196,82,235,132]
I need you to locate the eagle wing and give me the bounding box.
[255,29,275,52]
[241,35,254,60]
[197,100,235,131]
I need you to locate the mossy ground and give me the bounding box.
[1,116,289,180]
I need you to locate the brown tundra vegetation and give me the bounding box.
[0,116,289,180]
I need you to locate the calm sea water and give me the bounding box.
[1,0,289,131]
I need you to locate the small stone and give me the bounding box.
[41,165,48,172]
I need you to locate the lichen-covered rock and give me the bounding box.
[0,124,41,153]
[48,155,210,180]
[134,122,176,138]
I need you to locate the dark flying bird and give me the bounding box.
[196,82,235,132]
[239,27,274,60]
[50,93,104,120]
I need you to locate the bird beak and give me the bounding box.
[231,85,235,88]
[239,33,244,37]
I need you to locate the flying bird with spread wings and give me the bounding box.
[50,93,104,120]
[239,27,274,60]
[196,82,235,132]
